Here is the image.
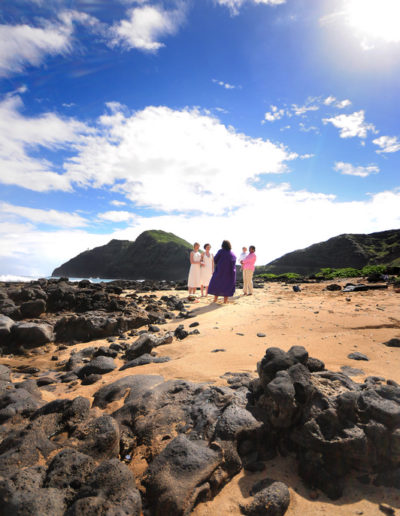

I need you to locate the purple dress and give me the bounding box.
[207,249,236,297]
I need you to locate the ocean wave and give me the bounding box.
[0,274,39,282]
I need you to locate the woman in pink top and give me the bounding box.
[241,245,256,295]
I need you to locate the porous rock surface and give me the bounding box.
[1,344,400,514]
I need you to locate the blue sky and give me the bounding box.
[0,0,399,277]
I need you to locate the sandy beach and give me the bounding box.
[2,280,400,515]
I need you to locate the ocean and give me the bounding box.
[0,275,118,283]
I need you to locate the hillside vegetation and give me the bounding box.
[52,230,193,280]
[261,229,400,276]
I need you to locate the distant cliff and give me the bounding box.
[262,229,400,275]
[52,230,193,280]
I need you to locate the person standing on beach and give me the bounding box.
[241,245,256,296]
[187,242,202,295]
[200,243,214,297]
[208,240,236,304]
[238,247,248,269]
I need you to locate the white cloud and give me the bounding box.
[263,105,286,122]
[322,110,376,138]
[0,202,88,228]
[216,0,286,15]
[212,79,237,90]
[336,99,352,108]
[110,5,184,51]
[110,200,127,207]
[334,161,379,178]
[0,22,71,77]
[299,122,319,134]
[64,104,297,214]
[98,210,136,222]
[0,94,92,192]
[291,103,319,116]
[324,96,336,105]
[2,186,400,277]
[373,135,400,154]
[0,10,101,77]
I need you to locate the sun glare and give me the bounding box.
[345,0,400,44]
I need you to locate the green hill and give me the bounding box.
[260,229,400,276]
[52,230,193,280]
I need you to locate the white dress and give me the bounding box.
[188,251,202,288]
[200,253,214,287]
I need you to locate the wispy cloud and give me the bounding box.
[0,202,88,228]
[212,79,238,90]
[291,103,319,116]
[0,93,93,192]
[110,200,127,207]
[98,210,136,222]
[334,161,379,178]
[323,110,376,139]
[0,10,101,77]
[323,96,351,109]
[373,135,400,154]
[215,0,286,16]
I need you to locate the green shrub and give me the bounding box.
[278,272,302,280]
[255,273,277,280]
[361,265,386,276]
[394,276,400,286]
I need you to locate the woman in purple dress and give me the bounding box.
[208,240,236,304]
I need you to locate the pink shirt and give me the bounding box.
[242,252,256,271]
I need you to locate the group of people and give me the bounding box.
[187,241,257,303]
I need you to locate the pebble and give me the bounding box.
[257,333,266,338]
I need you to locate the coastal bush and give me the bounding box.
[316,267,360,279]
[255,272,301,281]
[361,265,386,276]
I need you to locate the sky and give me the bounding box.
[0,0,400,278]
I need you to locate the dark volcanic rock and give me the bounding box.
[11,322,54,348]
[54,310,149,342]
[253,345,400,500]
[348,352,369,361]
[241,478,290,516]
[45,448,96,492]
[383,338,400,348]
[125,333,158,360]
[0,314,14,345]
[77,356,116,379]
[120,353,170,370]
[20,299,46,318]
[92,374,164,409]
[143,434,222,516]
[68,458,142,516]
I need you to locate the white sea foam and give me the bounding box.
[0,274,39,282]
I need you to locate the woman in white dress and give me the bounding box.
[188,242,202,295]
[200,243,214,296]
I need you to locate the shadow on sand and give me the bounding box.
[237,454,400,512]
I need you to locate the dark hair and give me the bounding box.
[249,245,256,252]
[221,240,231,251]
[204,243,210,249]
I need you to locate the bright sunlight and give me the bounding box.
[345,0,400,44]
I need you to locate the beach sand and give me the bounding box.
[3,280,400,515]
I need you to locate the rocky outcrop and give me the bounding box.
[52,230,193,280]
[263,229,400,275]
[1,343,400,514]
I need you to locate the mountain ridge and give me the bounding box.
[52,230,193,280]
[262,229,400,275]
